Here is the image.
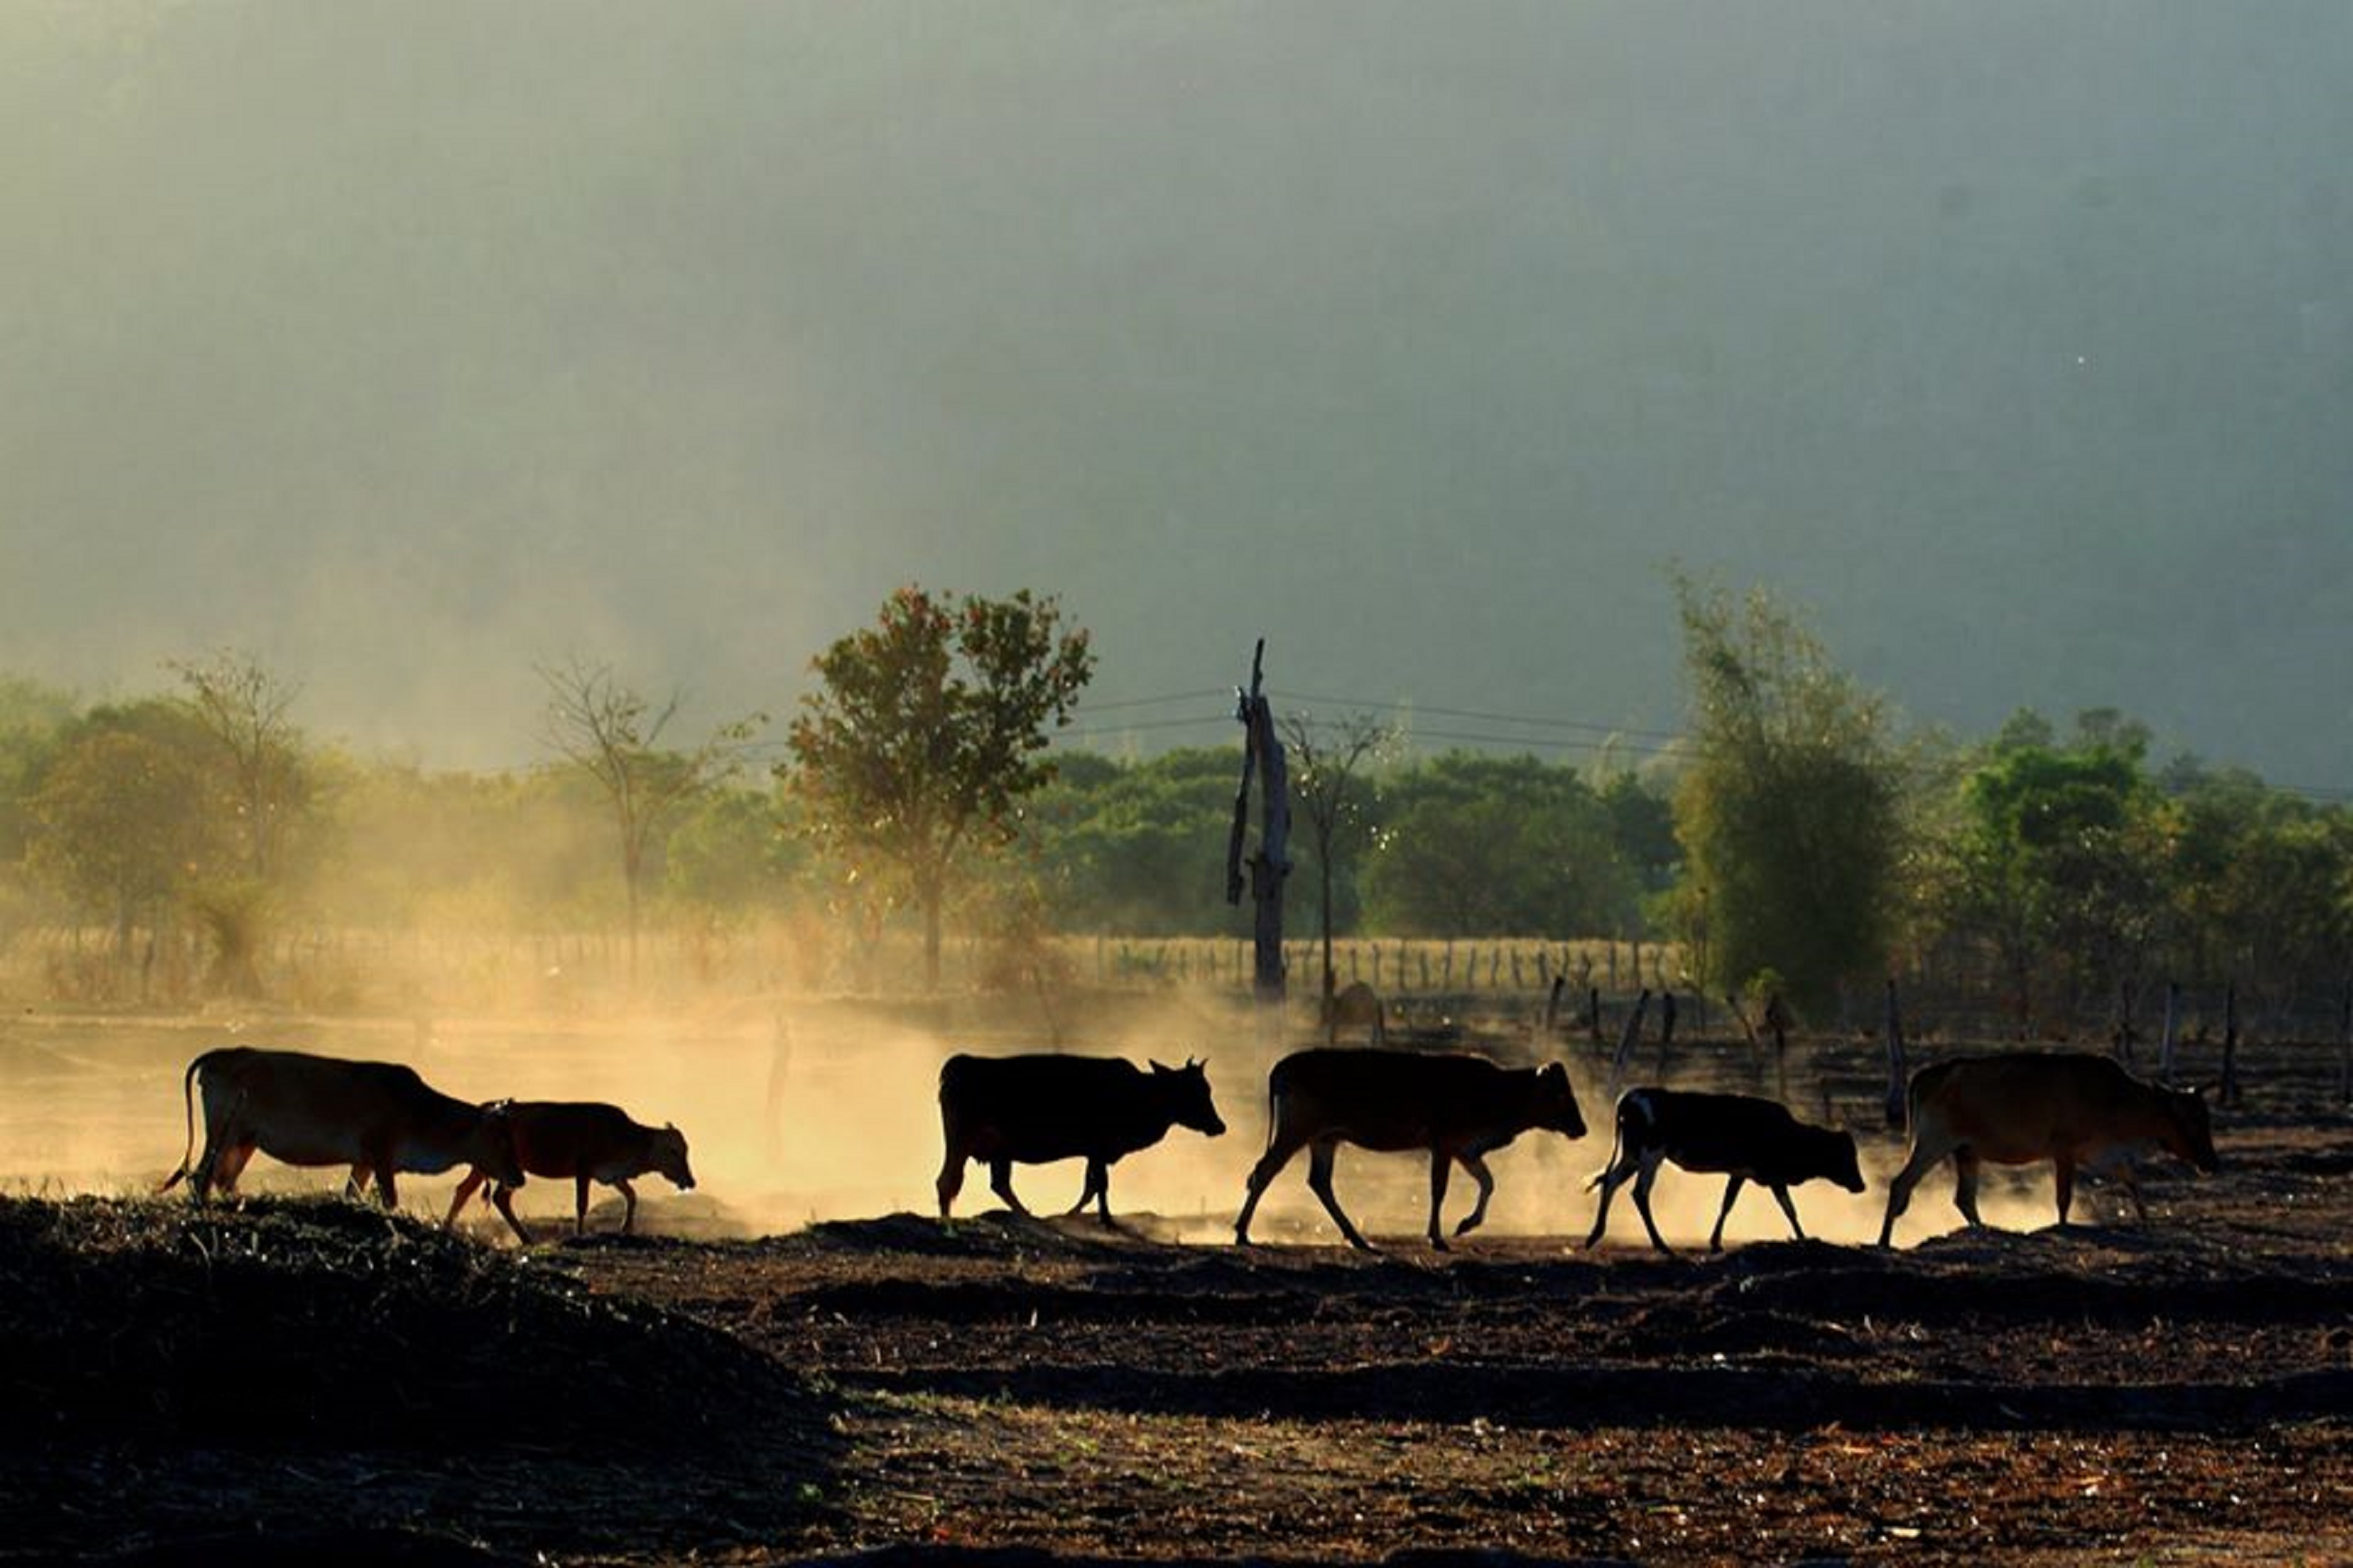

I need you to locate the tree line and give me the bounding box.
[2,578,2347,1038]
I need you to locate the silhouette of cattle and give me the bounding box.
[1235,1047,1587,1251]
[936,1053,1227,1225]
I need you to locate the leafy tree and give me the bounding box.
[1362,753,1639,937]
[0,673,76,869]
[538,656,764,985]
[1669,576,1908,1014]
[1944,731,2167,1032]
[26,725,208,968]
[1019,747,1236,936]
[1281,710,1391,1016]
[785,586,1094,989]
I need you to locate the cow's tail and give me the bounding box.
[155,1051,214,1194]
[1583,1088,1649,1191]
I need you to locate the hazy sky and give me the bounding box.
[4,3,2348,782]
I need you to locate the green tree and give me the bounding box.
[1021,748,1236,936]
[785,585,1094,990]
[1361,753,1638,937]
[1944,730,2166,1032]
[26,725,209,972]
[1669,577,1908,1014]
[538,656,765,986]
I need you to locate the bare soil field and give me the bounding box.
[6,1032,2353,1566]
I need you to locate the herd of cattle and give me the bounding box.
[153,1032,2222,1252]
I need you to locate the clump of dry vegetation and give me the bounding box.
[0,1194,827,1455]
[0,1195,842,1565]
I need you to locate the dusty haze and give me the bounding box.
[1,997,2056,1250]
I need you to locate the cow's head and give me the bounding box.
[2164,1083,2221,1174]
[1151,1058,1227,1138]
[473,1098,527,1188]
[1533,1062,1587,1140]
[1819,1126,1867,1194]
[653,1122,696,1191]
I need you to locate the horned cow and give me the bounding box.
[1584,1086,1865,1254]
[1877,1051,2219,1246]
[1234,1047,1587,1251]
[936,1053,1227,1225]
[158,1046,521,1210]
[444,1100,696,1242]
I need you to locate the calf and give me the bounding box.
[1877,1051,2219,1246]
[1584,1087,1865,1254]
[936,1053,1226,1225]
[1234,1047,1587,1251]
[158,1046,521,1210]
[444,1101,696,1242]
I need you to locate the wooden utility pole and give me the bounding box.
[1223,640,1289,1010]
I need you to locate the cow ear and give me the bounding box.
[1188,1055,1206,1071]
[2189,1078,2223,1101]
[1150,1059,1173,1074]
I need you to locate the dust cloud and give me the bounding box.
[0,1000,2079,1251]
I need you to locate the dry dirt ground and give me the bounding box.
[7,1048,2353,1567]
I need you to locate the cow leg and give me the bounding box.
[2052,1153,2076,1226]
[1452,1152,1498,1237]
[1425,1152,1452,1252]
[1708,1175,1746,1252]
[576,1174,594,1234]
[1630,1151,1673,1255]
[615,1178,641,1233]
[1876,1132,1953,1247]
[1064,1159,1107,1219]
[1770,1183,1806,1242]
[1583,1154,1637,1249]
[445,1169,489,1228]
[200,1140,255,1200]
[491,1184,533,1245]
[372,1164,400,1211]
[988,1159,1031,1217]
[1305,1140,1373,1252]
[1089,1162,1114,1227]
[1235,1132,1309,1245]
[1952,1151,1986,1227]
[345,1163,371,1202]
[2120,1163,2149,1224]
[936,1147,967,1222]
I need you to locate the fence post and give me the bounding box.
[1882,978,1908,1129]
[2157,979,2180,1084]
[2337,977,2351,1107]
[1608,989,1652,1095]
[2221,981,2242,1108]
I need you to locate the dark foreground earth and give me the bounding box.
[7,1090,2353,1566]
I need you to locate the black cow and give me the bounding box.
[1234,1047,1587,1251]
[1584,1086,1866,1254]
[936,1053,1226,1225]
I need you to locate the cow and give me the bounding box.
[443,1101,696,1242]
[1233,1047,1587,1252]
[936,1053,1227,1225]
[1324,981,1387,1045]
[1876,1051,2219,1247]
[1583,1086,1866,1254]
[157,1046,521,1210]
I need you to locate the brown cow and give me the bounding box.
[1234,1047,1587,1251]
[1877,1051,2219,1246]
[444,1101,696,1242]
[158,1046,521,1210]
